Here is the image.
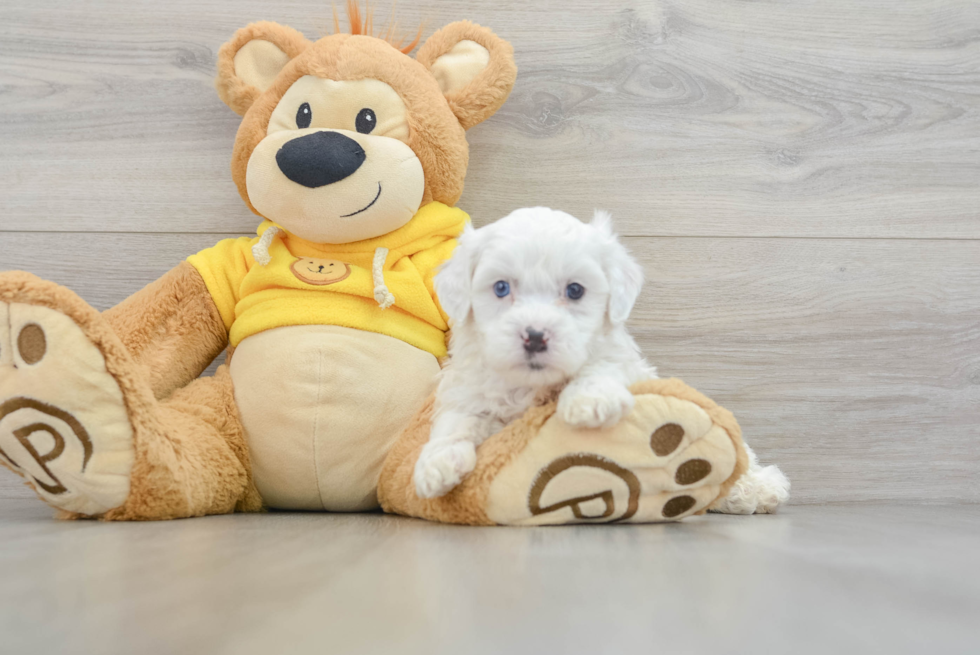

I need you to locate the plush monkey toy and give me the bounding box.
[0,5,746,524]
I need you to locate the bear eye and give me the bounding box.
[296,102,312,129]
[493,280,510,298]
[355,108,376,134]
[565,283,585,300]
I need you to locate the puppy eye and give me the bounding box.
[296,103,312,129]
[565,283,585,300]
[493,280,511,298]
[355,108,376,134]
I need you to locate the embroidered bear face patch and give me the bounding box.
[290,257,352,285]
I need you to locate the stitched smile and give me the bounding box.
[340,182,382,218]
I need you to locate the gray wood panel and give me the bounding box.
[628,237,980,505]
[1,500,978,654]
[0,0,977,236]
[1,232,977,503]
[0,232,229,310]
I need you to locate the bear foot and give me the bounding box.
[378,378,749,526]
[0,275,135,516]
[484,384,743,525]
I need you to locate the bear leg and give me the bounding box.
[378,378,750,525]
[0,272,259,520]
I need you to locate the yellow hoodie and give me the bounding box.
[187,202,467,357]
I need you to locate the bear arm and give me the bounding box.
[103,261,229,400]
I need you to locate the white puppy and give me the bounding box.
[413,207,789,514]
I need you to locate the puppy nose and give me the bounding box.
[523,328,548,354]
[276,131,366,188]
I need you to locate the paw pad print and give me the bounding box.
[0,300,134,515]
[528,454,640,522]
[484,389,741,525]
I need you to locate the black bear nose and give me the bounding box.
[524,329,548,354]
[276,131,366,188]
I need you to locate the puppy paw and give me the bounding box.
[413,440,477,499]
[558,379,635,429]
[711,464,791,514]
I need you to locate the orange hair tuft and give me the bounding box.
[334,0,424,54]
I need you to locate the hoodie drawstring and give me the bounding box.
[251,226,281,266]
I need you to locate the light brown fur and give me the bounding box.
[224,21,517,216]
[103,262,228,401]
[215,21,312,117]
[416,21,517,131]
[0,272,260,520]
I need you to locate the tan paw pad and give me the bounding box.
[0,303,134,515]
[485,392,739,525]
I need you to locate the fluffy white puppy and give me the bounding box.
[413,207,789,514]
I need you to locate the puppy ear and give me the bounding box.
[416,21,517,130]
[215,21,311,116]
[593,210,644,324]
[435,224,481,322]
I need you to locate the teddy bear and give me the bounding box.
[0,5,747,524]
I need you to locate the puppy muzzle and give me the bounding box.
[523,328,548,354]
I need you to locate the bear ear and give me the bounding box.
[215,21,312,116]
[416,21,517,130]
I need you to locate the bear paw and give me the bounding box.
[482,383,744,525]
[0,279,134,516]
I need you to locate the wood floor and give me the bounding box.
[0,499,977,654]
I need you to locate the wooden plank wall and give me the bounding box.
[1,0,978,503]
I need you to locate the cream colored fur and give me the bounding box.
[230,325,439,511]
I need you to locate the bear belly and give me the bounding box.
[229,325,440,511]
